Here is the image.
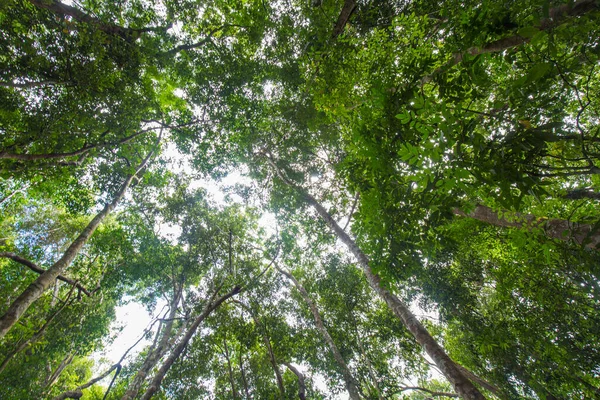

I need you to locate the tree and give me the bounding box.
[2,0,600,398]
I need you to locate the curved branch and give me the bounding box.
[397,386,459,398]
[284,362,307,400]
[422,0,600,84]
[0,127,154,163]
[26,0,166,39]
[164,25,246,55]
[453,205,600,250]
[0,252,97,297]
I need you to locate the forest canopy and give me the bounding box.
[1,0,600,399]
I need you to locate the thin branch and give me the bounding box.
[0,252,97,297]
[0,127,155,163]
[164,25,245,55]
[342,192,360,232]
[421,0,600,84]
[395,386,458,398]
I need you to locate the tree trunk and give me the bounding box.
[139,286,241,400]
[276,266,362,400]
[267,159,485,400]
[0,154,152,339]
[284,362,307,400]
[332,0,357,38]
[27,0,134,38]
[223,338,239,399]
[0,283,76,375]
[239,352,251,399]
[233,300,287,398]
[0,252,96,297]
[564,188,600,201]
[453,205,600,250]
[354,321,384,400]
[121,287,182,400]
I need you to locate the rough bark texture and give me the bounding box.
[276,266,362,400]
[121,288,182,400]
[139,286,241,400]
[454,205,600,250]
[267,159,485,400]
[284,362,307,400]
[0,154,152,339]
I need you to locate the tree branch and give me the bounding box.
[422,0,600,84]
[0,252,97,297]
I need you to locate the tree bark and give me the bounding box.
[453,205,600,250]
[284,362,307,400]
[456,365,505,399]
[267,158,485,400]
[121,287,182,400]
[332,0,357,38]
[276,265,362,400]
[0,153,153,339]
[0,283,76,375]
[139,286,241,400]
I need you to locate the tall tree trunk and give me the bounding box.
[0,153,153,339]
[234,300,286,398]
[239,351,251,399]
[276,265,362,400]
[0,283,76,375]
[453,205,600,250]
[139,286,241,400]
[284,362,307,400]
[223,337,239,399]
[267,159,485,400]
[121,287,182,400]
[354,323,384,400]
